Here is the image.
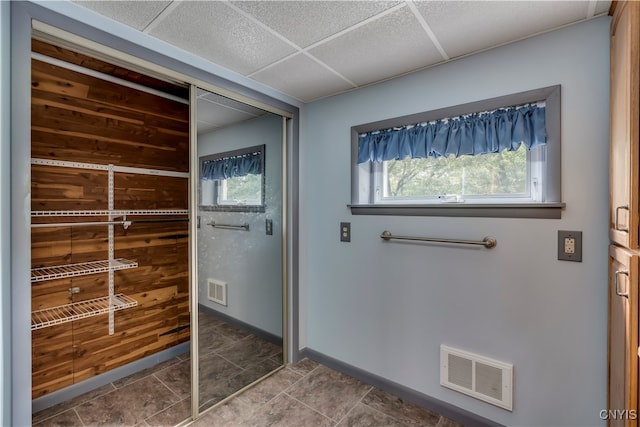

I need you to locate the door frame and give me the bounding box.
[9,2,300,425]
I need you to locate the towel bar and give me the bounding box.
[207,221,250,231]
[380,230,497,248]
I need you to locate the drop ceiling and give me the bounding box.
[73,0,610,105]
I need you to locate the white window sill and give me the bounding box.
[348,202,565,219]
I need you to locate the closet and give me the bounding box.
[30,40,190,398]
[608,1,639,426]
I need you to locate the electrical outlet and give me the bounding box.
[340,222,351,242]
[558,230,582,262]
[564,237,575,254]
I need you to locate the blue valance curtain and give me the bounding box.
[357,104,546,164]
[202,151,262,181]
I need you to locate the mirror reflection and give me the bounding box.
[200,144,265,211]
[195,88,284,414]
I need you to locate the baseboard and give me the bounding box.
[32,341,189,414]
[198,304,283,347]
[299,348,504,427]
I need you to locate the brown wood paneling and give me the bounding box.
[31,59,189,172]
[31,226,72,267]
[69,226,108,264]
[31,166,108,212]
[114,174,188,211]
[32,323,74,398]
[31,42,190,397]
[31,225,74,313]
[32,39,189,100]
[32,59,189,127]
[31,278,73,312]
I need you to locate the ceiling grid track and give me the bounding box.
[141,0,181,34]
[406,1,449,61]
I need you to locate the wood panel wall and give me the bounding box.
[31,41,190,398]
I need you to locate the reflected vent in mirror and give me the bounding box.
[207,278,227,306]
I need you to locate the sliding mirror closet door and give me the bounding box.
[194,87,285,415]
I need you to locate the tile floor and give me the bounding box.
[33,311,462,427]
[190,358,463,427]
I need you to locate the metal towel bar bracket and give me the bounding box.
[207,221,250,231]
[380,230,497,248]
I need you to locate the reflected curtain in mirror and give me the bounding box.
[200,144,265,212]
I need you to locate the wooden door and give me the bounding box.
[610,1,640,249]
[609,245,639,426]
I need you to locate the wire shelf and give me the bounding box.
[31,259,138,282]
[31,158,189,178]
[31,294,138,330]
[31,209,189,217]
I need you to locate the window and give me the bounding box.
[216,174,262,206]
[350,86,563,218]
[376,139,543,203]
[200,144,265,212]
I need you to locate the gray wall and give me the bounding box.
[0,1,10,424]
[198,114,283,336]
[299,17,610,427]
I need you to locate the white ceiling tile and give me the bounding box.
[197,119,220,135]
[251,53,356,102]
[148,1,297,75]
[231,1,401,48]
[416,1,594,59]
[73,1,172,31]
[197,98,260,130]
[308,6,443,87]
[198,83,268,134]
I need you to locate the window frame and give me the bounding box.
[349,85,564,219]
[199,144,266,213]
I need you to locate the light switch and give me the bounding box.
[340,222,351,242]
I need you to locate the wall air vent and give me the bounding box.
[207,278,227,306]
[440,345,513,411]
